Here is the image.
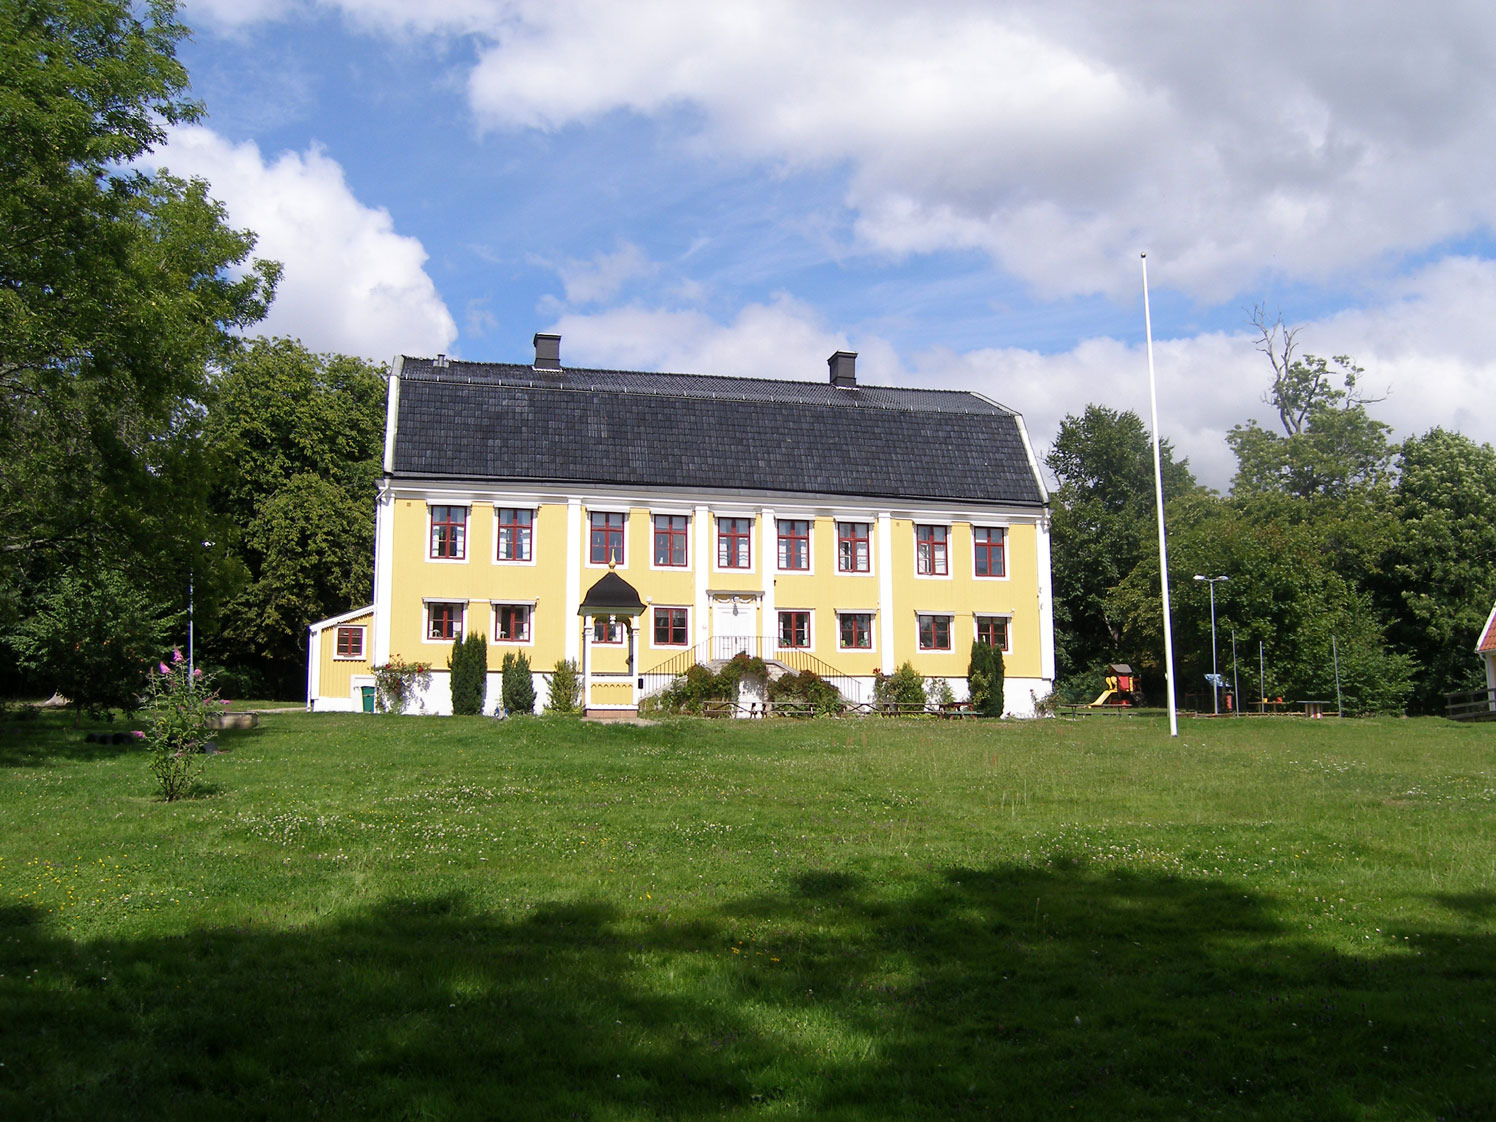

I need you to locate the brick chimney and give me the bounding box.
[534,333,561,370]
[828,350,857,388]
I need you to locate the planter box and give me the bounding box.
[208,712,259,730]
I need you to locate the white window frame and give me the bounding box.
[493,505,537,566]
[776,608,814,652]
[649,511,692,571]
[972,525,1009,581]
[586,508,629,568]
[422,599,468,643]
[426,503,470,564]
[650,604,692,649]
[916,611,955,652]
[775,517,814,574]
[332,625,367,660]
[835,520,874,576]
[834,610,876,653]
[493,602,537,645]
[914,522,953,580]
[973,613,1013,654]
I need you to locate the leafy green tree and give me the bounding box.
[203,338,386,696]
[12,567,171,723]
[0,0,276,672]
[1045,405,1199,685]
[1380,429,1496,713]
[1108,501,1412,714]
[1228,313,1391,501]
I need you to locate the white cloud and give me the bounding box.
[553,242,658,306]
[185,2,1496,304]
[541,256,1496,493]
[154,126,457,361]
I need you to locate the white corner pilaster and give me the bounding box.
[565,497,582,662]
[372,480,395,666]
[877,511,895,674]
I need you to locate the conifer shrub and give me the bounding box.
[448,631,488,715]
[547,658,582,714]
[968,640,1005,716]
[501,651,536,715]
[873,662,928,710]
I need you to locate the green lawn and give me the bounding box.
[2,711,1493,1120]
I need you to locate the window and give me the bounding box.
[592,617,624,644]
[427,602,464,640]
[973,527,1006,577]
[717,517,752,569]
[917,613,952,651]
[495,604,531,642]
[334,626,365,658]
[430,505,468,559]
[975,615,1010,652]
[590,511,625,565]
[497,508,533,561]
[838,613,872,650]
[654,606,689,646]
[777,519,810,570]
[778,610,810,649]
[653,514,688,567]
[916,524,948,575]
[837,521,870,573]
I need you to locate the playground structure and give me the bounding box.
[1090,664,1136,707]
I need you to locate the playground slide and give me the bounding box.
[1089,689,1117,707]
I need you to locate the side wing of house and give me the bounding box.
[307,606,375,711]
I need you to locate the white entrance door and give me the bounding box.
[711,597,757,660]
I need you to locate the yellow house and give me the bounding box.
[308,335,1054,715]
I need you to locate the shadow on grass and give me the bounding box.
[1,865,1491,1120]
[0,716,258,770]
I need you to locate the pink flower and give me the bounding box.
[221,699,232,707]
[192,668,203,678]
[172,649,184,663]
[158,662,171,675]
[131,730,145,739]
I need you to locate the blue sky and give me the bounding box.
[165,0,1496,488]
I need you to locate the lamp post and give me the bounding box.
[189,539,213,683]
[1193,574,1229,715]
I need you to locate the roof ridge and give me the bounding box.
[397,356,1010,415]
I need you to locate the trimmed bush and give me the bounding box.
[968,640,1005,717]
[873,662,927,710]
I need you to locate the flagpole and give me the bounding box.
[1141,253,1179,737]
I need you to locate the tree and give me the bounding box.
[1,0,277,673]
[448,631,487,716]
[202,339,386,696]
[1380,429,1496,714]
[501,651,535,715]
[1045,405,1199,685]
[967,639,1004,717]
[1107,501,1413,715]
[1228,311,1392,501]
[11,567,171,723]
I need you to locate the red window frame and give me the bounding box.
[717,517,752,569]
[334,626,364,658]
[429,505,467,559]
[592,617,624,644]
[654,606,688,646]
[975,616,1009,652]
[837,521,870,573]
[590,512,625,565]
[917,613,952,651]
[497,508,533,561]
[916,524,948,575]
[427,602,463,640]
[495,604,531,642]
[973,527,1006,578]
[838,613,872,650]
[777,519,810,571]
[653,514,688,567]
[778,610,810,649]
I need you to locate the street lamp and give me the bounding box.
[1193,574,1229,715]
[189,540,213,683]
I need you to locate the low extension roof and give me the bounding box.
[389,357,1047,507]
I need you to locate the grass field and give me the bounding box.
[1,711,1493,1120]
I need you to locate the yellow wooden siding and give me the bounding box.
[317,612,373,698]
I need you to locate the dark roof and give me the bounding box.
[578,571,647,617]
[390,357,1046,506]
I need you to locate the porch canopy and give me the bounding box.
[577,567,646,714]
